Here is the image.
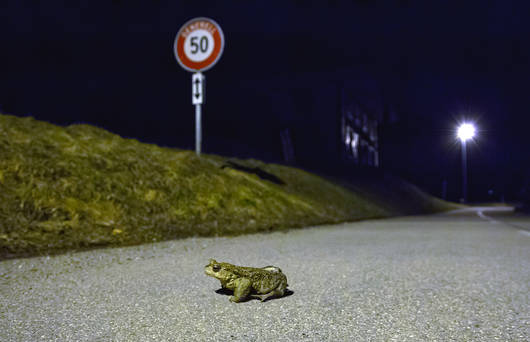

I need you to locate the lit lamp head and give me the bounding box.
[457,123,476,142]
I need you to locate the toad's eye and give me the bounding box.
[212,265,221,272]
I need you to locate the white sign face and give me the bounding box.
[192,73,204,105]
[184,29,215,63]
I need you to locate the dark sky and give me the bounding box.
[1,0,529,202]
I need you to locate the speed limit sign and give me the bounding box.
[174,17,225,72]
[174,17,224,157]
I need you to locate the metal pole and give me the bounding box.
[195,103,201,156]
[462,140,467,203]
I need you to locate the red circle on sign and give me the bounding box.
[174,17,225,72]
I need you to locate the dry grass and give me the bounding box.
[0,114,459,258]
[1,114,400,258]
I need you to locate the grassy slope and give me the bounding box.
[0,114,457,258]
[329,171,462,216]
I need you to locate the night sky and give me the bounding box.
[1,1,529,203]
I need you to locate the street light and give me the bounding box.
[457,123,476,202]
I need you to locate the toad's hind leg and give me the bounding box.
[230,278,252,303]
[251,287,286,302]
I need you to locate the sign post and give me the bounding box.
[174,17,224,156]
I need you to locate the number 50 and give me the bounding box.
[190,36,209,54]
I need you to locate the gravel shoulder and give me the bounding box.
[1,211,529,341]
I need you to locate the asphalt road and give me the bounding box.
[1,207,529,341]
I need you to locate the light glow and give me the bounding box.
[457,123,476,142]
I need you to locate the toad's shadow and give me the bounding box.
[215,288,294,302]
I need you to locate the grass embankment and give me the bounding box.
[0,114,457,258]
[329,172,462,216]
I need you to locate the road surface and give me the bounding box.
[1,207,529,341]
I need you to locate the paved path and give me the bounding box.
[1,208,529,341]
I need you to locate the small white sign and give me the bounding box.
[192,73,204,104]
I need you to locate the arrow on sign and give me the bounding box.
[192,73,204,104]
[194,79,201,97]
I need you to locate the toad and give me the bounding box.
[204,259,288,302]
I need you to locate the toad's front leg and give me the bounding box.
[229,278,252,303]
